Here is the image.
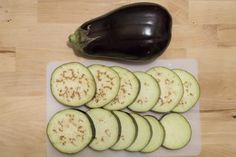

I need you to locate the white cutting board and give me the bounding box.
[46,59,201,157]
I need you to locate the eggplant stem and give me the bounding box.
[69,29,100,52]
[69,34,78,44]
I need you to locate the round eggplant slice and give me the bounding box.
[126,113,152,152]
[141,115,165,153]
[111,111,137,150]
[128,72,160,112]
[50,62,96,107]
[160,113,192,150]
[87,108,120,151]
[104,66,140,110]
[87,65,120,108]
[147,67,184,112]
[47,109,94,154]
[172,69,200,113]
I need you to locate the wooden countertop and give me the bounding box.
[0,0,236,157]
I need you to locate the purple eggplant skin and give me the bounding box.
[69,2,172,62]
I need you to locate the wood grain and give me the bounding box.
[217,25,236,47]
[170,25,217,48]
[0,47,16,72]
[190,1,236,24]
[0,0,236,157]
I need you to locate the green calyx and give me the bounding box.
[69,29,85,51]
[69,33,78,45]
[69,28,100,52]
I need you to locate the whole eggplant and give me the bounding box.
[69,2,172,62]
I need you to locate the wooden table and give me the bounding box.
[0,0,236,157]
